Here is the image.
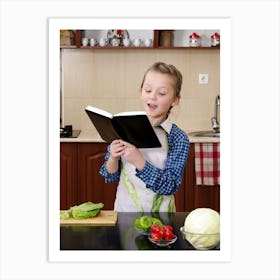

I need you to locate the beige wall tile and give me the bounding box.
[61,48,220,133]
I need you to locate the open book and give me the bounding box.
[85,106,161,148]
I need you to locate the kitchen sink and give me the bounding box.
[189,130,220,138]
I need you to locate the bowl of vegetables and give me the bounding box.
[181,208,220,250]
[134,216,177,247]
[148,224,177,247]
[180,228,219,250]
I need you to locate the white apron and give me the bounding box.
[114,127,175,212]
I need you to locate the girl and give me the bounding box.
[100,62,190,212]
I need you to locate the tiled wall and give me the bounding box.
[61,48,220,132]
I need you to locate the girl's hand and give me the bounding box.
[109,139,126,160]
[106,140,126,174]
[119,140,146,170]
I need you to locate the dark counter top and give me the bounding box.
[60,129,220,143]
[60,212,219,250]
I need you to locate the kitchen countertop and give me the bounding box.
[60,129,220,143]
[60,211,220,250]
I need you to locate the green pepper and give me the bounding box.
[134,216,154,230]
[151,217,163,226]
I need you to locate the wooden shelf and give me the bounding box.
[79,46,154,49]
[60,46,219,50]
[60,30,220,50]
[156,46,219,50]
[60,45,76,49]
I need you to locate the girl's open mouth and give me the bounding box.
[148,103,157,110]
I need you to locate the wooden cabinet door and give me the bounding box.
[60,143,78,209]
[193,185,220,212]
[78,143,117,210]
[174,176,185,212]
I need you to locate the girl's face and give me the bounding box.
[140,71,179,126]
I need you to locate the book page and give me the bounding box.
[114,111,146,117]
[85,106,113,119]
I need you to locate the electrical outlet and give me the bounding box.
[199,74,208,84]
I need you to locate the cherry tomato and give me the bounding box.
[150,225,161,234]
[150,232,161,241]
[158,229,165,238]
[164,230,175,240]
[163,225,173,232]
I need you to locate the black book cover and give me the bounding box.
[85,106,161,148]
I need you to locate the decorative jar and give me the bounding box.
[189,32,201,47]
[211,32,220,46]
[107,30,129,46]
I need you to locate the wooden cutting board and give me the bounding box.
[60,210,117,226]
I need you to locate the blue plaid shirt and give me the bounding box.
[99,121,190,195]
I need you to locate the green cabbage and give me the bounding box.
[60,202,104,220]
[184,208,220,249]
[71,208,100,219]
[60,210,71,219]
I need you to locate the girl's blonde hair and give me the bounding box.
[140,62,183,98]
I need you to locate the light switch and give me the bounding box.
[199,74,208,84]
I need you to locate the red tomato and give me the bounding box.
[150,232,161,241]
[158,229,165,238]
[163,225,173,232]
[164,230,175,240]
[150,225,161,234]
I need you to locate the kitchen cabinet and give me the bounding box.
[60,143,220,212]
[60,142,117,210]
[60,143,78,210]
[77,143,117,209]
[60,30,219,50]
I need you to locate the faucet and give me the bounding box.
[211,95,220,133]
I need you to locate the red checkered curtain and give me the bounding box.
[194,143,220,186]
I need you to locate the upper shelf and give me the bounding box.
[60,30,220,50]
